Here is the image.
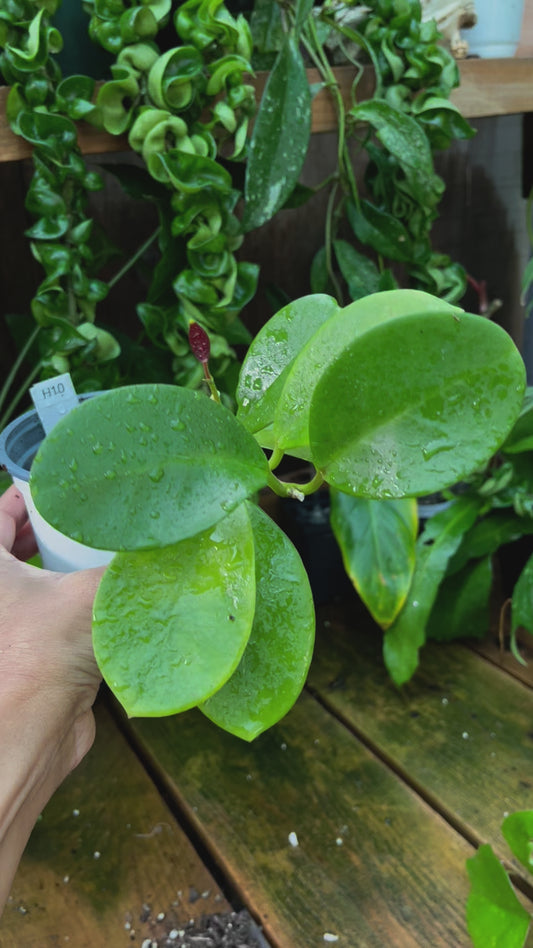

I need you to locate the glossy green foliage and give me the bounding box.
[29,286,528,726]
[309,310,525,498]
[270,289,462,458]
[415,383,533,669]
[383,497,483,686]
[243,34,311,231]
[467,811,533,948]
[236,293,339,439]
[31,384,269,550]
[201,503,315,740]
[92,504,256,717]
[330,492,417,629]
[425,555,492,643]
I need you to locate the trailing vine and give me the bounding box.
[0,0,259,403]
[245,0,475,304]
[0,0,118,402]
[1,0,476,416]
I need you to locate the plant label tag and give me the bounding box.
[30,372,80,435]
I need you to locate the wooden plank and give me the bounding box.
[473,636,533,689]
[126,692,479,947]
[452,58,533,118]
[307,600,533,887]
[1,701,230,946]
[2,57,533,163]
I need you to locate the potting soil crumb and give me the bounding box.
[134,908,270,948]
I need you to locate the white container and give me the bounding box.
[467,0,525,58]
[0,403,114,572]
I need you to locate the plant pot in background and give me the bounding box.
[0,402,114,572]
[467,0,525,57]
[280,488,353,607]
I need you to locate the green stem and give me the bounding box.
[108,226,162,290]
[202,361,221,404]
[0,355,44,431]
[267,469,325,500]
[0,325,43,426]
[268,446,284,472]
[324,180,343,304]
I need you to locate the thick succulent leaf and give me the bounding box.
[274,289,463,456]
[200,503,315,740]
[383,497,483,685]
[242,35,311,231]
[236,293,339,437]
[330,491,417,629]
[31,384,268,550]
[309,310,525,497]
[92,504,256,717]
[466,845,531,948]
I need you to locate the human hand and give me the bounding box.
[0,484,105,910]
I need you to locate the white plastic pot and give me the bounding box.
[467,0,525,58]
[0,403,114,572]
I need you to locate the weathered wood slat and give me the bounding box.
[126,690,479,947]
[472,637,533,689]
[307,601,533,888]
[1,702,230,946]
[1,58,533,163]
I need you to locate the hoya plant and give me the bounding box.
[30,289,526,738]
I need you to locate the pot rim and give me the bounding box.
[0,392,100,483]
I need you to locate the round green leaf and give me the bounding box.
[200,503,315,740]
[274,289,463,456]
[31,384,269,550]
[309,311,525,498]
[236,293,339,438]
[93,504,256,717]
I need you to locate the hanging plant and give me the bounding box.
[245,0,475,303]
[0,0,259,403]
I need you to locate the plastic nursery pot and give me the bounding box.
[0,399,114,572]
[466,0,525,57]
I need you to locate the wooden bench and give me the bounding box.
[2,597,533,947]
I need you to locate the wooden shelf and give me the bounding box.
[1,57,533,163]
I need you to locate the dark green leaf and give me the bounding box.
[347,199,414,263]
[243,36,311,231]
[425,555,492,642]
[383,497,483,684]
[350,99,440,207]
[333,239,383,298]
